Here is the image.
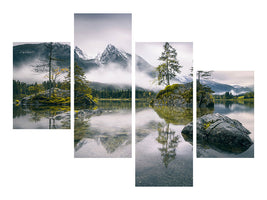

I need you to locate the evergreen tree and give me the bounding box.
[156,42,182,86]
[74,63,96,105]
[197,71,213,83]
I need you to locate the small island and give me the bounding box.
[13,42,71,129]
[190,71,254,157]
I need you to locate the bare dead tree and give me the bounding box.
[32,42,66,98]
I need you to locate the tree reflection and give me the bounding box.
[153,106,192,125]
[197,106,214,118]
[74,116,91,147]
[156,123,180,168]
[13,105,70,129]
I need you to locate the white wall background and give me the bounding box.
[1,0,266,200]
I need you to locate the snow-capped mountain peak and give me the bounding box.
[100,44,129,66]
[74,46,89,60]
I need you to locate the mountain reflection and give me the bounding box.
[74,101,132,158]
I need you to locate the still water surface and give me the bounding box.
[13,105,70,129]
[74,101,132,158]
[136,103,193,186]
[197,101,254,158]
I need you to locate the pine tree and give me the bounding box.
[197,71,213,83]
[74,63,96,105]
[156,42,182,86]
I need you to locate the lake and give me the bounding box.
[197,101,254,158]
[13,105,70,129]
[136,103,193,186]
[74,100,132,158]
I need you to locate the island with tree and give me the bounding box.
[135,42,193,186]
[148,42,193,108]
[182,71,254,158]
[13,42,71,129]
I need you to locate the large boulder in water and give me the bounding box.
[182,113,253,153]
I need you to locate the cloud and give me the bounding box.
[135,70,164,91]
[13,59,47,83]
[75,14,132,58]
[13,59,68,83]
[85,63,131,85]
[136,42,193,77]
[212,71,254,86]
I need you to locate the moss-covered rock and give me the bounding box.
[153,82,193,107]
[22,94,70,105]
[182,113,253,153]
[20,88,70,105]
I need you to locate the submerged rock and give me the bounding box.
[182,113,253,153]
[75,109,103,118]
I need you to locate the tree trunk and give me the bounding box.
[48,43,53,98]
[166,58,170,85]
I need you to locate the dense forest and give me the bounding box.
[213,91,254,100]
[92,88,131,99]
[13,80,70,101]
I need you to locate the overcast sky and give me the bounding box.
[212,71,254,86]
[74,13,132,58]
[136,42,193,76]
[13,42,70,46]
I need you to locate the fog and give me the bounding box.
[85,63,131,85]
[215,89,250,96]
[13,60,68,84]
[13,60,47,83]
[135,70,164,91]
[84,62,165,91]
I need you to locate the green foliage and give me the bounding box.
[92,88,132,99]
[197,82,214,108]
[197,107,214,118]
[181,87,193,104]
[156,123,178,168]
[156,42,182,86]
[197,71,213,82]
[156,84,182,99]
[153,106,193,125]
[203,122,211,130]
[29,94,70,105]
[13,80,70,101]
[154,83,193,106]
[74,63,97,105]
[224,91,234,99]
[61,68,71,90]
[213,91,254,103]
[244,91,254,99]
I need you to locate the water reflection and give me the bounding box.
[136,105,193,186]
[13,105,70,129]
[156,123,180,168]
[74,100,132,158]
[197,101,254,158]
[153,106,193,125]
